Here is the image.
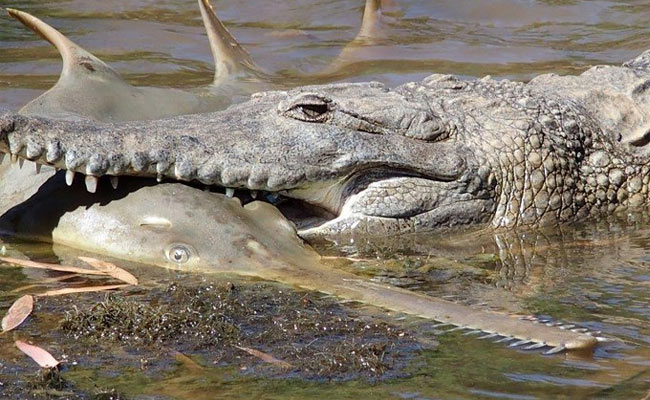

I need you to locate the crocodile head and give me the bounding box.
[0,79,502,241]
[4,63,649,241]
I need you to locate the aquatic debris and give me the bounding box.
[15,340,60,368]
[234,345,293,369]
[78,256,139,285]
[0,256,104,275]
[60,289,241,346]
[61,283,417,378]
[1,294,34,333]
[1,255,137,296]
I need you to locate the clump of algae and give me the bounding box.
[60,281,421,379]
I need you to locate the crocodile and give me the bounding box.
[4,55,650,237]
[0,2,610,354]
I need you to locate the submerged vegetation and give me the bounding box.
[60,281,422,379]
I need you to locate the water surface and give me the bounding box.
[1,0,650,398]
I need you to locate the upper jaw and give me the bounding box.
[0,99,466,194]
[0,97,477,238]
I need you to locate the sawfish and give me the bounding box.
[0,168,601,355]
[0,1,603,355]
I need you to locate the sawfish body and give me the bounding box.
[6,1,266,122]
[0,166,599,354]
[6,0,384,122]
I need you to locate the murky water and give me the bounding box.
[1,0,650,398]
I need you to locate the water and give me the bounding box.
[1,0,650,398]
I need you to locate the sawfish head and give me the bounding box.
[0,171,319,276]
[5,1,265,122]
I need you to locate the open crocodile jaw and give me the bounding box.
[0,81,498,241]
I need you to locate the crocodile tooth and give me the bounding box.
[543,345,566,355]
[523,343,547,350]
[85,175,98,193]
[225,188,235,198]
[156,173,164,183]
[251,190,258,199]
[431,323,450,328]
[0,154,5,164]
[35,163,41,174]
[462,329,483,336]
[494,336,515,343]
[559,324,575,330]
[571,328,588,333]
[110,176,119,190]
[18,158,24,168]
[10,154,17,164]
[65,170,75,186]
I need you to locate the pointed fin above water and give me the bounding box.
[197,0,265,81]
[320,0,395,75]
[357,0,384,40]
[5,8,125,84]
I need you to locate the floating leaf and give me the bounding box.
[0,256,105,275]
[234,345,292,369]
[38,284,130,297]
[2,295,34,332]
[78,256,138,285]
[15,340,59,368]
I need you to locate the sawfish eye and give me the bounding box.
[166,244,192,264]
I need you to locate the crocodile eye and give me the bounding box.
[300,103,329,119]
[280,93,333,123]
[166,244,192,264]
